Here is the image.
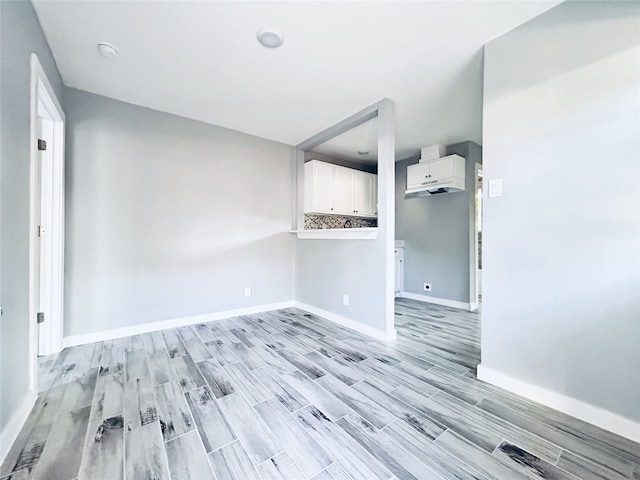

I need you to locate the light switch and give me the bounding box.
[488,179,503,198]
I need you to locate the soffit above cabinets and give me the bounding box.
[32,1,561,160]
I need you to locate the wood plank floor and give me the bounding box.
[3,299,639,479]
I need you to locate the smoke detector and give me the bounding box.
[97,42,118,59]
[257,29,284,48]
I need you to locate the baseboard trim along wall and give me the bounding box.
[1,389,37,465]
[62,301,295,347]
[399,291,471,311]
[293,301,397,342]
[62,299,398,347]
[477,364,640,443]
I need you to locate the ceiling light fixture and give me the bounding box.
[97,42,118,59]
[257,28,284,48]
[357,150,370,156]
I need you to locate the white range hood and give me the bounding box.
[405,154,466,196]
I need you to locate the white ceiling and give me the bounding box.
[312,118,379,165]
[32,0,561,161]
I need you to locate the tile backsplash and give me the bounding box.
[304,214,377,230]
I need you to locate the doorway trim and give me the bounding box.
[28,53,65,390]
[469,163,482,311]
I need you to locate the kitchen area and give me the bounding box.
[299,134,482,312]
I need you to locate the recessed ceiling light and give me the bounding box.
[97,42,118,59]
[357,150,370,156]
[257,28,284,48]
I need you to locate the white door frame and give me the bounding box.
[469,163,482,311]
[29,53,65,389]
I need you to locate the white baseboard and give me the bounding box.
[62,298,399,347]
[399,291,471,311]
[1,389,37,465]
[62,301,295,348]
[477,364,640,443]
[293,301,396,342]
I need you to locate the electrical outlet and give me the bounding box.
[244,287,251,297]
[423,283,432,292]
[343,294,349,306]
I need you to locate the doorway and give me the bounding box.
[471,165,483,310]
[29,54,65,390]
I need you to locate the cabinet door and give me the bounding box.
[312,161,334,213]
[333,166,354,215]
[353,171,372,216]
[407,162,431,188]
[429,157,455,180]
[370,174,378,217]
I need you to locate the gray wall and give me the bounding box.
[64,88,294,336]
[482,1,640,421]
[395,142,481,303]
[295,238,388,330]
[0,0,64,433]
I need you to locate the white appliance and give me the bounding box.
[405,154,466,196]
[420,144,447,161]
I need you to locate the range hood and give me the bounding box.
[405,176,465,196]
[405,154,466,197]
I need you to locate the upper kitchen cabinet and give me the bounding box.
[305,159,335,213]
[304,160,377,218]
[353,170,377,217]
[333,165,354,214]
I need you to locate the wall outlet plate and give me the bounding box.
[423,283,432,292]
[244,287,251,297]
[343,294,349,306]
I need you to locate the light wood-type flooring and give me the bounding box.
[2,299,639,479]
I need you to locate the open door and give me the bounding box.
[29,54,65,389]
[36,116,57,355]
[471,165,483,310]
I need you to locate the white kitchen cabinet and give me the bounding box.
[406,161,431,187]
[334,165,354,214]
[406,154,465,195]
[304,160,377,218]
[305,160,335,213]
[353,170,377,217]
[371,175,378,216]
[428,157,457,179]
